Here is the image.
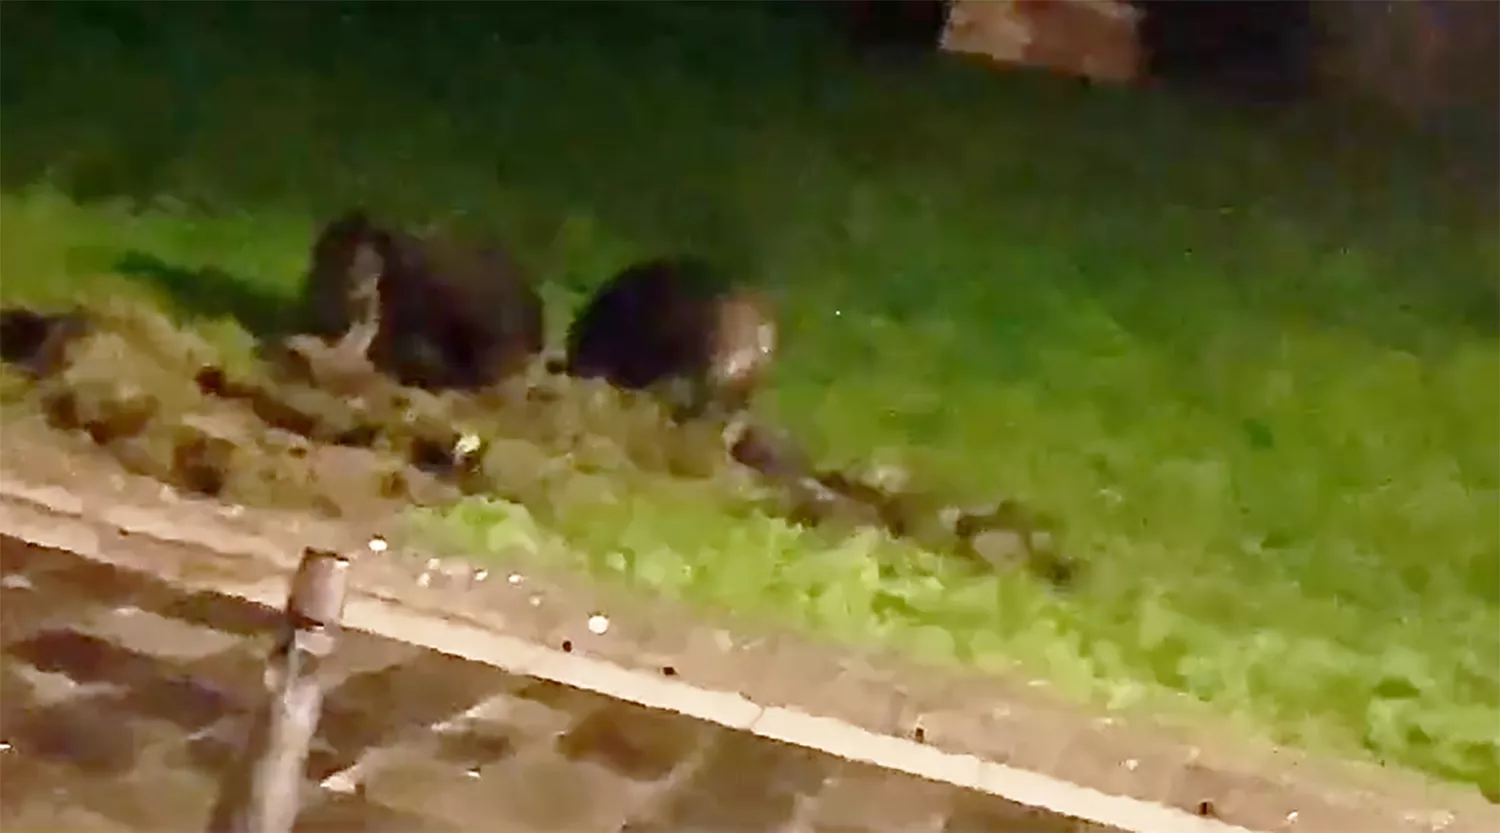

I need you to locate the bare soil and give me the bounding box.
[0,299,1066,581]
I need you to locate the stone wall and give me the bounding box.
[1313,0,1500,127]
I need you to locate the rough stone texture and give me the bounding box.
[941,0,1142,84]
[0,537,1109,833]
[1313,0,1500,122]
[1,433,1496,833]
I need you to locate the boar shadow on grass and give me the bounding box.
[114,250,294,341]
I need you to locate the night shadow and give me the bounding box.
[6,629,244,741]
[306,651,522,781]
[2,537,283,637]
[1133,0,1317,105]
[113,250,296,340]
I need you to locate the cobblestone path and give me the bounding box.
[1,536,1110,832]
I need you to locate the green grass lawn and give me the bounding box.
[2,2,1496,795]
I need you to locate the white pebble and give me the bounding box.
[473,569,489,583]
[0,741,11,752]
[455,433,483,457]
[507,573,524,585]
[587,614,610,635]
[425,557,441,571]
[367,536,388,553]
[1,574,32,590]
[416,573,432,588]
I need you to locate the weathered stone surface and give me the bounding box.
[942,0,1142,84]
[1313,0,1500,120]
[0,537,1121,833]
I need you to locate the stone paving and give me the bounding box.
[0,536,1109,833]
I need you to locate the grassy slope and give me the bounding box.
[1,3,1496,793]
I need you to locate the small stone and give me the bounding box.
[417,573,432,588]
[455,433,483,457]
[508,572,524,585]
[587,614,610,635]
[1,574,32,590]
[367,536,388,553]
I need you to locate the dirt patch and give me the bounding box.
[0,298,1072,584]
